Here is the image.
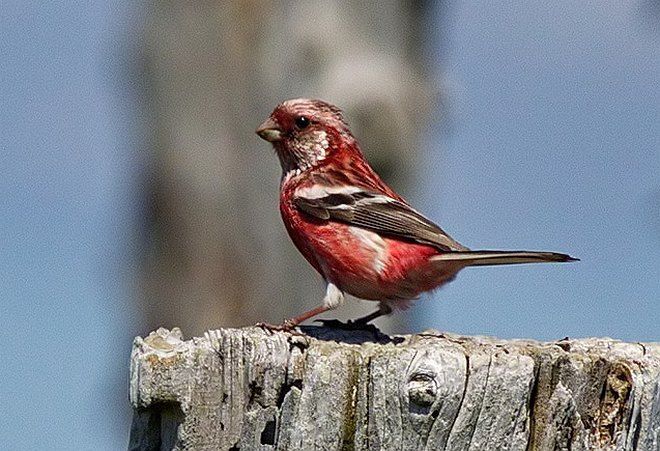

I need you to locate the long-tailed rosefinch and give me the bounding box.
[256,98,577,330]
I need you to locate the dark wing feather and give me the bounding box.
[293,190,468,252]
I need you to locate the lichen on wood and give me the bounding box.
[129,327,660,450]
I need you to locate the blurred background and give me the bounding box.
[2,1,658,449]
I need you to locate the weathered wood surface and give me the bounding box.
[129,327,660,451]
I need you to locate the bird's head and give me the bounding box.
[256,98,357,175]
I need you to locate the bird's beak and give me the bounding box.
[256,118,283,142]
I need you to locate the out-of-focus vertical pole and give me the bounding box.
[138,1,440,335]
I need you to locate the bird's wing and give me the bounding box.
[293,186,468,252]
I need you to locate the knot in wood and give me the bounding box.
[407,372,438,407]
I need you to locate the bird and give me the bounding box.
[256,98,577,331]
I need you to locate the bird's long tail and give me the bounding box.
[432,250,578,266]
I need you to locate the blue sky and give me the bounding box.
[416,1,659,341]
[1,1,658,449]
[1,2,143,449]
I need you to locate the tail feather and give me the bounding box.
[432,250,579,267]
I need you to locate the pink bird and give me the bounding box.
[256,98,577,330]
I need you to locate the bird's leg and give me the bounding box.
[257,283,344,333]
[257,305,332,333]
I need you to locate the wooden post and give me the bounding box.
[129,327,660,450]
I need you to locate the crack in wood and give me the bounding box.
[443,352,469,451]
[525,360,542,451]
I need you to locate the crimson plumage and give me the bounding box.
[257,98,576,329]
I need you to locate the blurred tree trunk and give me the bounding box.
[138,1,439,335]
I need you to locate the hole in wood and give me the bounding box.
[260,419,277,445]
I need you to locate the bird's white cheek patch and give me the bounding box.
[289,130,330,167]
[314,130,329,161]
[349,227,388,274]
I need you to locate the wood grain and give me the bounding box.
[129,327,660,450]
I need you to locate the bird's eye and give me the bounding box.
[294,116,310,129]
